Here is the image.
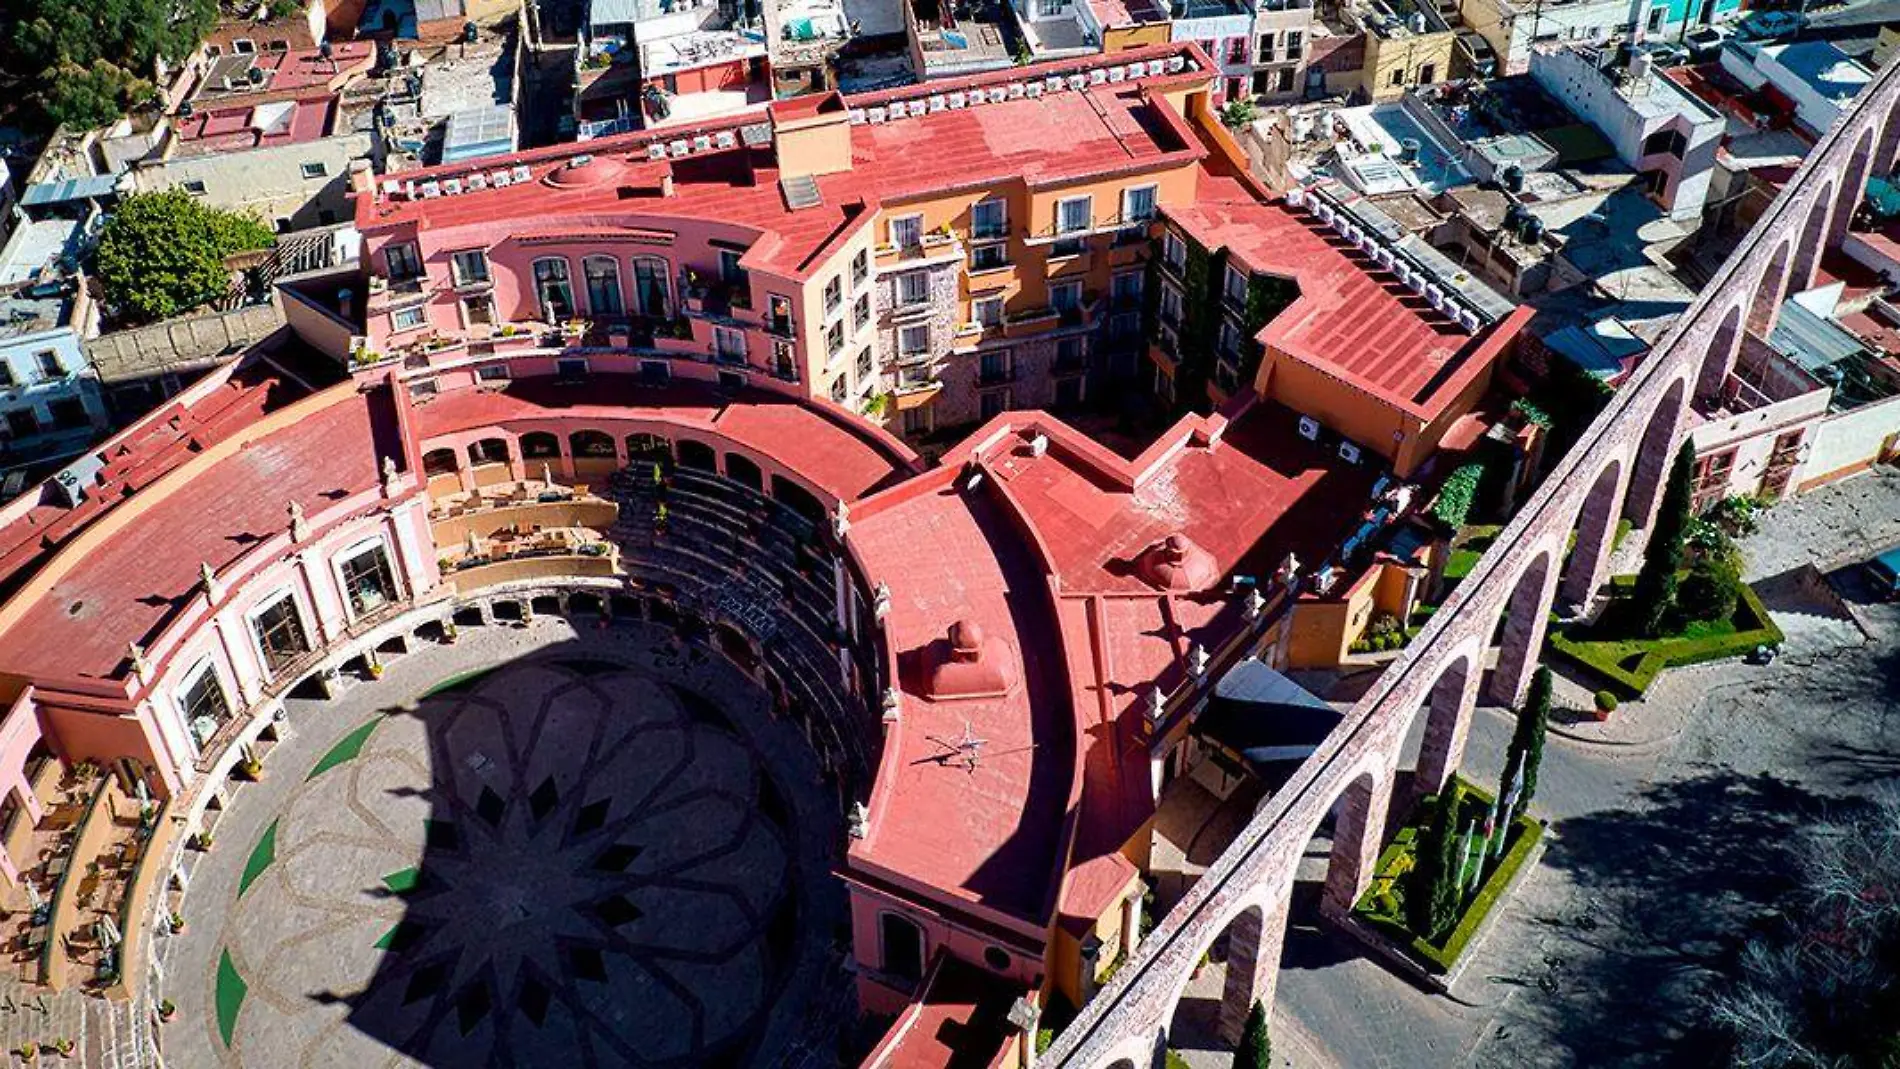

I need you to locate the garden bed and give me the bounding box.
[1548,582,1783,697]
[1352,779,1545,976]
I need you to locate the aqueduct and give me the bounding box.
[1044,54,1900,1069]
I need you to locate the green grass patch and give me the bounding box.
[1443,548,1482,582]
[237,820,278,898]
[215,949,247,1048]
[374,919,428,953]
[1354,777,1545,974]
[307,719,380,781]
[421,666,498,699]
[1548,582,1783,697]
[381,867,421,894]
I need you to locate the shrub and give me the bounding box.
[1594,690,1618,713]
[1630,443,1696,636]
[1430,463,1485,529]
[95,190,275,324]
[1220,98,1259,128]
[1676,552,1742,624]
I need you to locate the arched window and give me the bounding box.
[880,912,926,984]
[520,432,560,460]
[678,439,717,471]
[468,437,510,466]
[582,256,623,316]
[569,429,615,458]
[771,475,826,527]
[724,453,763,492]
[626,433,672,467]
[533,257,574,321]
[632,256,671,318]
[422,448,459,476]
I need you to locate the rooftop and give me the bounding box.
[357,44,1211,277]
[0,288,76,341]
[190,41,377,104]
[1756,40,1875,104]
[173,95,339,155]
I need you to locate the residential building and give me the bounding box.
[1010,0,1105,62]
[0,281,109,481]
[1328,0,1457,102]
[1169,0,1258,103]
[1529,44,1723,221]
[1719,40,1876,137]
[1252,0,1318,99]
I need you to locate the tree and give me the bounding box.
[1675,549,1742,625]
[1407,790,1463,942]
[1220,98,1260,129]
[1236,999,1272,1069]
[1629,442,1696,637]
[1500,665,1552,809]
[4,0,216,130]
[94,191,275,324]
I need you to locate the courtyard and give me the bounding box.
[1167,468,1900,1067]
[154,618,850,1068]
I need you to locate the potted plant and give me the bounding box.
[52,1039,72,1060]
[18,1041,36,1063]
[442,621,459,644]
[157,1000,176,1024]
[238,756,263,781]
[366,659,385,680]
[168,911,185,934]
[188,831,214,852]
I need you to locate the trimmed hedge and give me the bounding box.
[1354,778,1546,974]
[1430,464,1485,529]
[1549,581,1783,697]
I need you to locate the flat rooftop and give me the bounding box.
[358,44,1210,277]
[0,290,74,340]
[191,41,376,103]
[173,95,338,155]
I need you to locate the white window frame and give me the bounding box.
[714,325,748,361]
[331,535,401,623]
[898,324,930,356]
[1225,264,1249,304]
[890,213,925,249]
[897,270,929,307]
[973,295,1004,328]
[389,305,427,332]
[1050,280,1083,312]
[245,587,310,681]
[1163,232,1187,270]
[1159,281,1183,323]
[972,198,1008,238]
[450,248,490,286]
[1112,269,1144,303]
[1056,195,1093,235]
[1120,184,1158,224]
[173,656,230,755]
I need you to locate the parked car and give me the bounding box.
[1640,39,1692,66]
[1683,25,1729,60]
[1735,10,1804,41]
[1455,30,1498,79]
[1867,545,1900,600]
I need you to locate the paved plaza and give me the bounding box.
[156,617,849,1068]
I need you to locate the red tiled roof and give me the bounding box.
[862,956,1022,1069]
[1170,175,1479,417]
[173,94,338,155]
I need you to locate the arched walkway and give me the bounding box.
[1410,647,1480,802]
[1694,304,1743,404]
[1786,183,1835,295]
[1623,377,1689,530]
[1487,549,1558,706]
[1826,127,1878,250]
[1744,240,1793,337]
[1561,459,1627,607]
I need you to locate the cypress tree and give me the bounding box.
[1407,790,1463,941]
[1236,999,1272,1069]
[1501,665,1553,808]
[1630,442,1696,637]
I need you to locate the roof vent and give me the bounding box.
[780,174,822,210]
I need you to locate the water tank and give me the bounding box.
[1502,164,1524,193]
[1399,138,1420,164]
[1629,52,1653,83]
[1521,215,1546,244]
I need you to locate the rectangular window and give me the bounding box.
[476,364,511,382]
[719,249,746,284]
[1159,282,1183,325]
[1224,264,1249,305]
[462,295,494,326]
[181,179,208,196]
[1050,280,1083,312]
[252,594,310,675]
[1164,232,1187,270]
[179,663,233,747]
[1112,270,1143,306]
[898,271,929,306]
[973,295,1004,328]
[34,351,62,379]
[972,199,1007,239]
[1121,185,1158,225]
[856,347,874,379]
[890,213,924,248]
[980,349,1011,384]
[714,326,747,362]
[390,305,427,332]
[827,320,845,356]
[852,248,870,287]
[1055,336,1085,371]
[980,389,1009,421]
[451,249,490,285]
[902,406,932,436]
[1285,30,1302,53]
[385,242,422,280]
[854,294,871,331]
[0,363,12,387]
[830,375,849,403]
[971,242,1009,271]
[340,544,399,617]
[300,161,328,180]
[1056,196,1092,234]
[4,408,39,438]
[1218,319,1242,357]
[899,324,930,356]
[824,276,843,315]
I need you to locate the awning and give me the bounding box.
[20,173,122,208]
[1195,659,1341,786]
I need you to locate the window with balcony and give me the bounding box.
[178,660,233,748]
[891,213,924,249]
[899,324,930,357]
[1055,375,1084,408]
[827,320,845,356]
[1055,336,1085,372]
[1163,232,1187,271]
[854,293,871,331]
[769,294,795,336]
[385,242,422,281]
[1121,185,1157,226]
[1050,280,1083,314]
[1285,30,1302,54]
[1258,34,1274,61]
[1112,269,1143,307]
[451,249,490,286]
[852,248,870,287]
[973,295,1003,328]
[715,326,748,363]
[534,257,575,320]
[35,351,62,379]
[971,241,1009,271]
[1227,37,1248,64]
[462,294,494,326]
[856,347,874,379]
[902,405,932,436]
[898,270,929,307]
[630,257,671,317]
[972,199,1007,239]
[584,256,624,316]
[824,275,843,315]
[339,542,399,618]
[1224,264,1249,306]
[980,349,1011,384]
[719,249,746,284]
[252,593,311,675]
[1056,196,1092,235]
[830,375,849,403]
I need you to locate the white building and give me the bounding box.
[0,282,108,482]
[1719,40,1874,138]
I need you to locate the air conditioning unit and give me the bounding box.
[1338,440,1363,464]
[1297,414,1322,441]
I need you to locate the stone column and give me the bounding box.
[1216,898,1289,1044]
[1560,464,1629,608]
[1121,885,1144,961]
[1489,553,1561,707]
[1322,761,1395,917]
[1414,658,1479,801]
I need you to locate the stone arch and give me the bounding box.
[625,432,671,468]
[1786,182,1836,294]
[568,429,615,458]
[1486,546,1559,707]
[466,436,510,466]
[1693,303,1743,404]
[519,431,560,461]
[677,439,718,471]
[1403,638,1484,802]
[1827,125,1879,250]
[421,447,458,477]
[1876,110,1900,182]
[1623,375,1689,529]
[1560,457,1627,607]
[1744,239,1793,337]
[724,452,764,492]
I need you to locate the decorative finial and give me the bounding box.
[287,499,308,543]
[128,643,150,686]
[847,801,869,840]
[882,687,901,721]
[873,581,892,620]
[1145,686,1166,722]
[1245,584,1266,622]
[1188,642,1209,682]
[541,462,555,487]
[832,499,851,539]
[199,562,219,601]
[381,455,399,496]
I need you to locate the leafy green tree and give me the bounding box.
[1675,548,1742,624]
[1629,442,1696,637]
[1500,665,1552,808]
[5,0,216,129]
[95,190,275,324]
[1407,791,1463,941]
[1236,999,1272,1069]
[1220,98,1260,129]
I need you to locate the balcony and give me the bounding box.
[875,231,965,271]
[894,358,938,392]
[682,277,753,322]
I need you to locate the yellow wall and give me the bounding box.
[1104,23,1172,51]
[1261,349,1421,471]
[1361,31,1456,100]
[1285,562,1423,667]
